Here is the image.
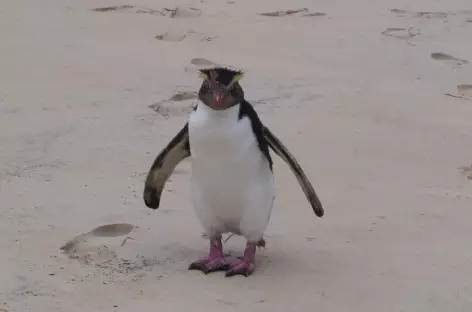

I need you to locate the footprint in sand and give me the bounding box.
[91,5,136,12]
[155,32,187,42]
[168,91,199,101]
[164,7,202,18]
[431,52,469,66]
[91,5,202,18]
[457,84,472,97]
[91,5,164,15]
[259,8,326,17]
[382,27,419,40]
[390,8,449,19]
[390,8,472,19]
[459,165,472,180]
[149,91,198,118]
[190,58,216,66]
[447,84,472,101]
[60,224,162,281]
[304,12,327,17]
[185,57,224,73]
[155,30,216,43]
[60,223,135,264]
[260,8,308,16]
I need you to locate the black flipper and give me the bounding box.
[263,126,324,217]
[143,123,191,209]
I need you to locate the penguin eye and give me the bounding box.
[229,85,239,97]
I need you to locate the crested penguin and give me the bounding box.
[143,67,324,277]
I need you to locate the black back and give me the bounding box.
[238,99,273,171]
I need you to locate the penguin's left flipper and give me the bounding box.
[263,126,324,217]
[143,123,190,209]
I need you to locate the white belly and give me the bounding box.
[188,104,275,242]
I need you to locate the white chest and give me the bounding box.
[188,104,258,167]
[187,103,275,237]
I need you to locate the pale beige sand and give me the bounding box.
[1,0,472,311]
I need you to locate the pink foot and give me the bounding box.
[189,237,229,274]
[226,242,257,277]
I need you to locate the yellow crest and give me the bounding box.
[198,68,244,87]
[230,73,244,84]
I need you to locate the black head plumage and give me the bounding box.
[198,67,244,87]
[198,67,245,110]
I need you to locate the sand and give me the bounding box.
[1,0,472,311]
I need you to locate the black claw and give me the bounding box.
[188,262,229,274]
[188,262,208,273]
[225,268,251,277]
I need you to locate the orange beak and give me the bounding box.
[214,91,222,105]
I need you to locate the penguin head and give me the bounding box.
[198,67,245,110]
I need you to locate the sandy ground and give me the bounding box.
[1,0,472,311]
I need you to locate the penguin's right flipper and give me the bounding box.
[263,126,324,217]
[143,123,190,209]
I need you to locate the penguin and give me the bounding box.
[143,67,323,277]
